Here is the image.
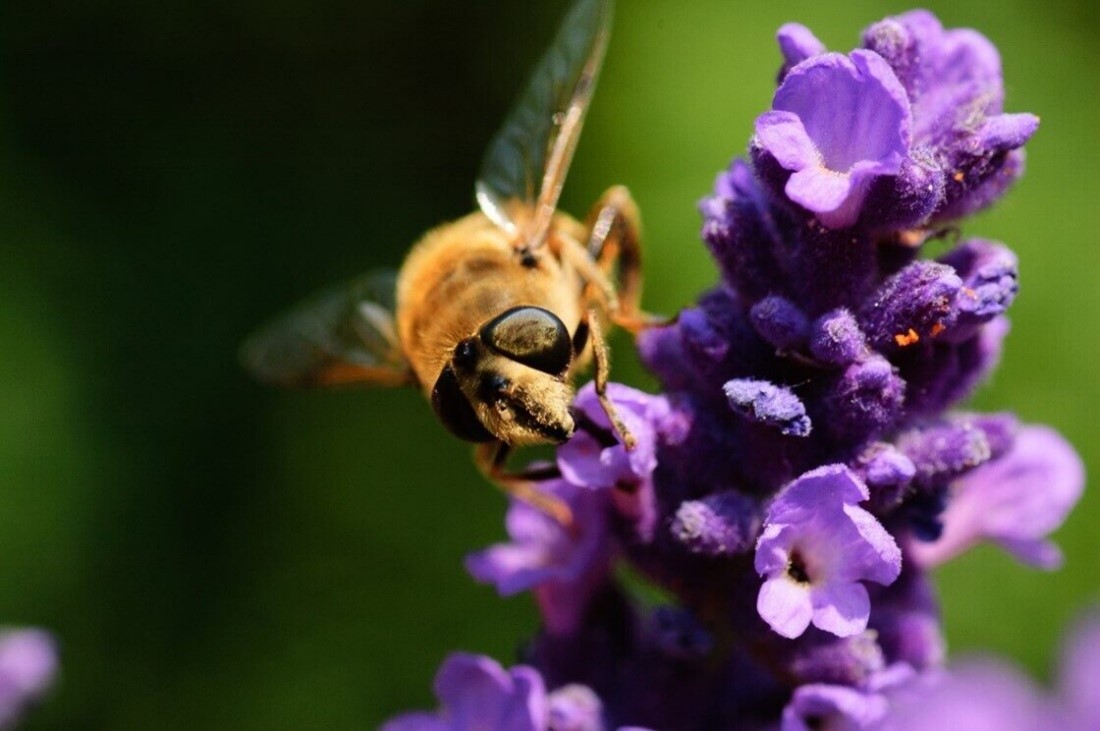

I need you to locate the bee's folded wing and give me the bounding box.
[475,0,612,238]
[240,269,414,388]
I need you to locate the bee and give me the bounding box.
[240,0,646,524]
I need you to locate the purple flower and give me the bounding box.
[465,479,612,635]
[883,609,1100,730]
[886,662,1056,731]
[558,383,675,541]
[1058,610,1100,729]
[861,11,1039,221]
[381,653,546,731]
[783,684,887,731]
[0,629,58,730]
[780,663,912,731]
[755,466,902,638]
[753,50,910,228]
[382,653,654,731]
[910,425,1084,569]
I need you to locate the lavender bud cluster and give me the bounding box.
[385,10,1086,731]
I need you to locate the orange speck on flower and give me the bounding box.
[895,328,920,347]
[930,322,946,337]
[953,171,965,182]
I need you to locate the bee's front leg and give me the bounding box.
[583,306,637,451]
[474,442,574,528]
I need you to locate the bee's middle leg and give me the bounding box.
[474,442,574,527]
[584,185,664,334]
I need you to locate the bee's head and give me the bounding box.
[430,306,576,446]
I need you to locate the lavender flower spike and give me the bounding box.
[753,50,910,228]
[388,8,1077,730]
[755,466,901,638]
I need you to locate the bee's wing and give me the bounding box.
[240,269,415,388]
[475,0,612,240]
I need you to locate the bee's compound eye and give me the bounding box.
[431,365,494,443]
[452,338,478,372]
[479,306,572,376]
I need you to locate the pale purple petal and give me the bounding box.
[437,654,546,731]
[379,713,448,731]
[754,522,795,576]
[785,168,862,228]
[756,466,900,638]
[774,52,910,172]
[0,629,57,730]
[1058,610,1100,726]
[811,581,871,637]
[886,659,1055,731]
[767,465,869,525]
[383,654,549,731]
[911,425,1084,569]
[754,50,912,228]
[777,23,826,79]
[754,111,820,171]
[465,481,612,634]
[546,684,603,731]
[759,576,814,639]
[841,505,903,586]
[782,683,889,731]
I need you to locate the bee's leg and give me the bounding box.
[584,186,664,334]
[584,306,637,451]
[474,442,574,528]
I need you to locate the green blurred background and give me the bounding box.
[0,0,1096,727]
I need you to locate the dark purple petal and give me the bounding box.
[869,567,946,670]
[751,295,810,351]
[700,161,791,301]
[819,356,906,444]
[938,239,1018,339]
[725,378,812,437]
[895,418,995,490]
[670,491,763,556]
[859,261,961,352]
[648,606,714,661]
[809,309,869,366]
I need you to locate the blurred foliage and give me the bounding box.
[0,0,1096,728]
